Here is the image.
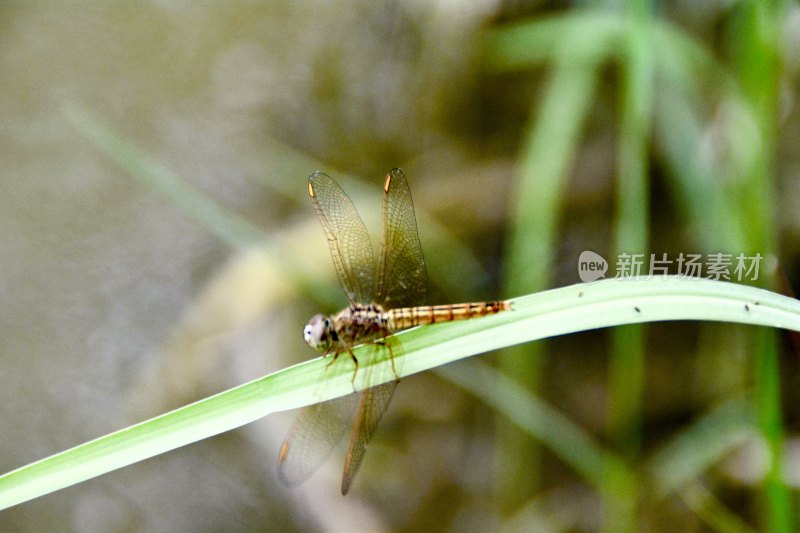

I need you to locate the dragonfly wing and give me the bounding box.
[277,393,358,487]
[376,168,427,309]
[340,381,398,495]
[308,171,376,305]
[337,168,423,493]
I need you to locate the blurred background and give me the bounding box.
[1,1,800,531]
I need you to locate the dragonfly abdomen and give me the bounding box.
[387,300,511,331]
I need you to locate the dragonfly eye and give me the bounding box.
[304,314,332,352]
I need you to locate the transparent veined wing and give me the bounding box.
[308,171,376,305]
[376,168,427,309]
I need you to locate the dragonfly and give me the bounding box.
[277,168,511,494]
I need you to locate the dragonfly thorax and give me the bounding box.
[304,303,390,353]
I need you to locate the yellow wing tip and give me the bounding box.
[278,441,290,463]
[384,168,406,193]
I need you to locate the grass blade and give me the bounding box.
[1,277,799,510]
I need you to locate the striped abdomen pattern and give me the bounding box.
[386,301,511,331]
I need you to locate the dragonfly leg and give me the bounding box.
[375,335,399,382]
[325,350,340,369]
[346,347,359,391]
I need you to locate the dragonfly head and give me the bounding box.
[304,314,334,352]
